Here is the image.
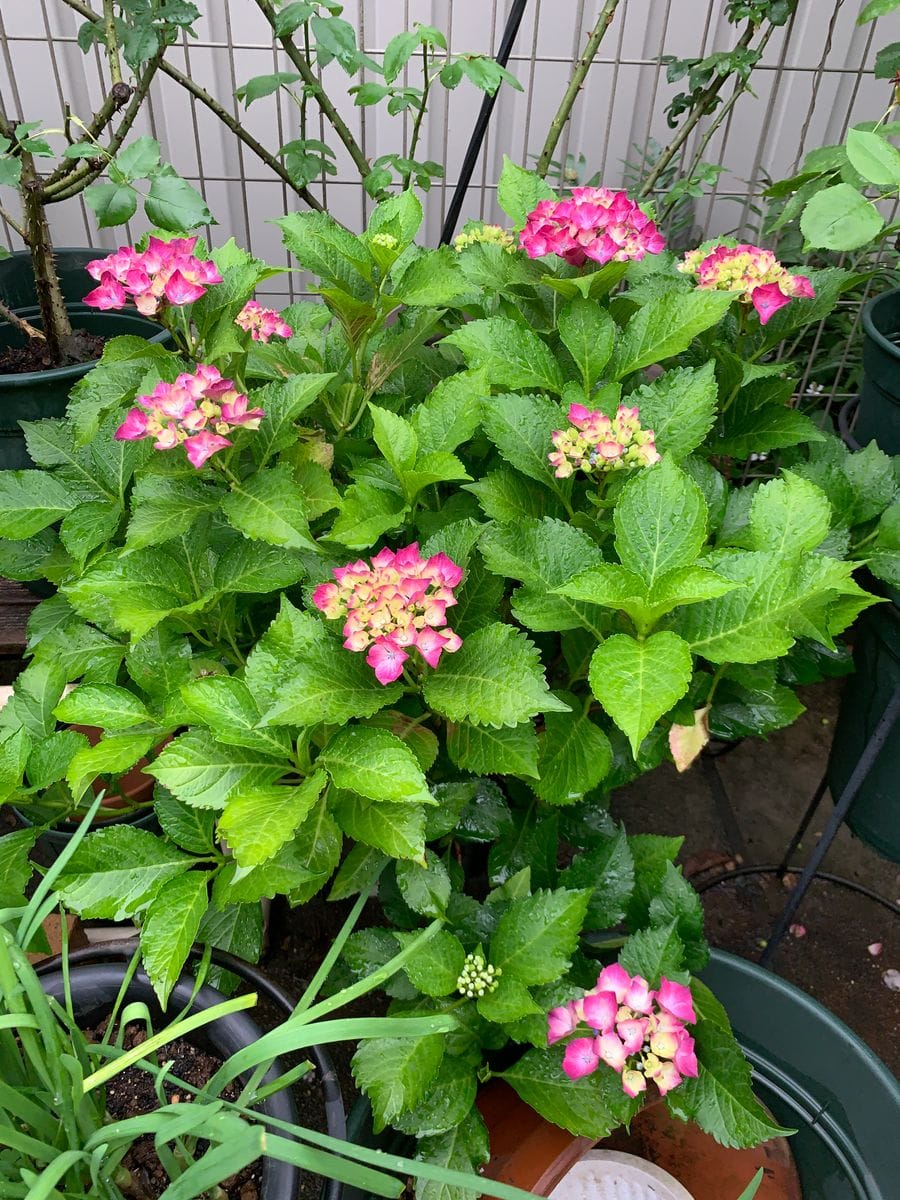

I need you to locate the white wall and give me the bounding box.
[0,0,893,301]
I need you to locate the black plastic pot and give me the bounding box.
[36,947,346,1200]
[700,950,900,1199]
[826,599,900,863]
[346,948,899,1200]
[0,249,169,469]
[855,288,900,455]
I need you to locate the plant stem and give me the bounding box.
[536,0,622,179]
[102,0,124,85]
[0,297,46,340]
[19,150,72,360]
[401,45,432,190]
[56,0,325,213]
[253,0,376,190]
[0,203,28,242]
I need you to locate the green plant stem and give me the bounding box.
[102,0,124,85]
[0,203,28,242]
[56,0,326,214]
[705,661,729,706]
[657,78,746,224]
[536,0,623,179]
[401,45,433,190]
[254,0,375,190]
[0,297,45,340]
[44,54,162,201]
[639,21,762,202]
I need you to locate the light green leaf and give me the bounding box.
[422,622,569,729]
[630,364,718,460]
[443,318,564,393]
[147,731,287,809]
[589,631,693,755]
[800,183,884,251]
[477,974,541,1023]
[369,403,418,475]
[278,211,373,296]
[217,771,327,867]
[0,471,75,538]
[221,464,317,550]
[558,299,615,390]
[480,393,571,499]
[502,1047,638,1138]
[328,482,407,549]
[396,851,451,917]
[491,887,592,985]
[56,826,191,920]
[85,181,138,227]
[66,732,156,802]
[154,792,216,854]
[332,792,426,862]
[497,155,556,229]
[615,459,708,590]
[141,872,209,1007]
[399,930,466,998]
[412,371,486,456]
[352,1034,446,1131]
[252,373,336,463]
[179,676,291,756]
[618,921,686,985]
[446,720,540,779]
[534,705,612,805]
[144,173,213,231]
[846,127,900,186]
[318,726,433,806]
[54,684,153,731]
[415,1109,490,1200]
[611,291,734,379]
[749,471,831,555]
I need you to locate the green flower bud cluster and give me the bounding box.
[370,232,399,249]
[456,953,502,999]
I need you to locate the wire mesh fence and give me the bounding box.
[0,0,896,420]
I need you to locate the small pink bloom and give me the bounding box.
[649,1029,679,1059]
[624,976,655,1015]
[656,978,696,1024]
[622,1068,647,1099]
[562,1037,600,1081]
[582,990,618,1033]
[220,393,265,429]
[521,186,664,267]
[674,1033,698,1078]
[366,637,408,685]
[312,582,342,618]
[597,1032,628,1072]
[84,272,127,309]
[789,923,807,939]
[164,268,206,306]
[548,1003,580,1045]
[617,1017,648,1055]
[647,1059,682,1096]
[415,626,448,669]
[115,408,150,440]
[595,963,631,1004]
[750,281,791,325]
[184,431,231,468]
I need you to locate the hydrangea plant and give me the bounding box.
[0,159,896,1194]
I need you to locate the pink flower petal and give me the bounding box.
[562,1037,600,1080]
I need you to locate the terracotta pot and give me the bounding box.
[477,1080,800,1200]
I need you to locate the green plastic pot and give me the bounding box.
[854,288,900,455]
[826,599,900,863]
[0,248,169,468]
[344,950,900,1200]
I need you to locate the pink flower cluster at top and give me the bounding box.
[84,236,222,316]
[235,300,293,343]
[549,403,661,479]
[679,243,815,325]
[520,188,665,267]
[115,363,264,468]
[312,544,463,685]
[548,964,699,1099]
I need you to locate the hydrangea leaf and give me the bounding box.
[490,887,592,985]
[748,471,831,556]
[147,730,287,809]
[422,623,569,729]
[221,464,318,551]
[559,826,635,929]
[480,394,572,504]
[126,475,223,550]
[393,1054,477,1136]
[319,726,434,806]
[141,871,209,1008]
[396,851,452,917]
[54,684,153,731]
[66,731,156,803]
[352,1034,446,1131]
[618,920,687,986]
[446,720,540,779]
[331,791,426,863]
[558,299,616,390]
[444,317,565,394]
[180,676,291,756]
[501,1046,639,1138]
[614,458,708,590]
[397,929,467,998]
[55,826,191,920]
[0,471,77,539]
[630,364,719,461]
[610,290,734,380]
[589,631,693,756]
[217,771,327,868]
[533,704,613,805]
[497,155,555,229]
[414,1108,490,1200]
[328,482,408,549]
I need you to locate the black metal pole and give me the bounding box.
[439,0,530,245]
[759,683,900,967]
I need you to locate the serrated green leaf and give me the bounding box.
[144,173,212,231]
[477,974,540,1024]
[558,299,615,390]
[648,861,708,973]
[60,499,122,561]
[502,1047,639,1138]
[559,826,635,929]
[54,684,153,732]
[221,465,317,550]
[412,371,486,456]
[614,459,708,590]
[396,851,451,917]
[24,729,86,792]
[497,155,556,229]
[534,704,612,805]
[491,887,591,985]
[214,803,339,906]
[147,731,287,809]
[0,827,39,903]
[56,826,190,920]
[446,720,540,779]
[393,1055,477,1137]
[217,771,327,867]
[415,1108,490,1200]
[589,632,693,755]
[352,1034,446,1131]
[749,472,831,556]
[332,792,426,862]
[154,792,216,854]
[398,929,466,998]
[141,871,209,1007]
[800,183,884,251]
[465,466,566,524]
[369,403,418,476]
[126,626,194,709]
[328,842,388,901]
[626,833,684,928]
[85,181,138,227]
[618,921,687,985]
[278,211,373,296]
[422,623,569,728]
[611,291,733,379]
[179,676,291,756]
[631,364,718,460]
[328,482,407,549]
[0,471,76,538]
[127,473,219,551]
[319,726,433,806]
[66,732,156,803]
[444,318,564,393]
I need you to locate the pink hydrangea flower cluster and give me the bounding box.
[312,544,463,685]
[520,187,665,267]
[235,299,293,342]
[679,243,815,325]
[84,236,222,316]
[548,964,699,1099]
[549,403,660,479]
[115,363,264,468]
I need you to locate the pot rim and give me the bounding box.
[862,288,900,361]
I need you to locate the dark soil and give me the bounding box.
[86,1018,263,1200]
[0,329,105,373]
